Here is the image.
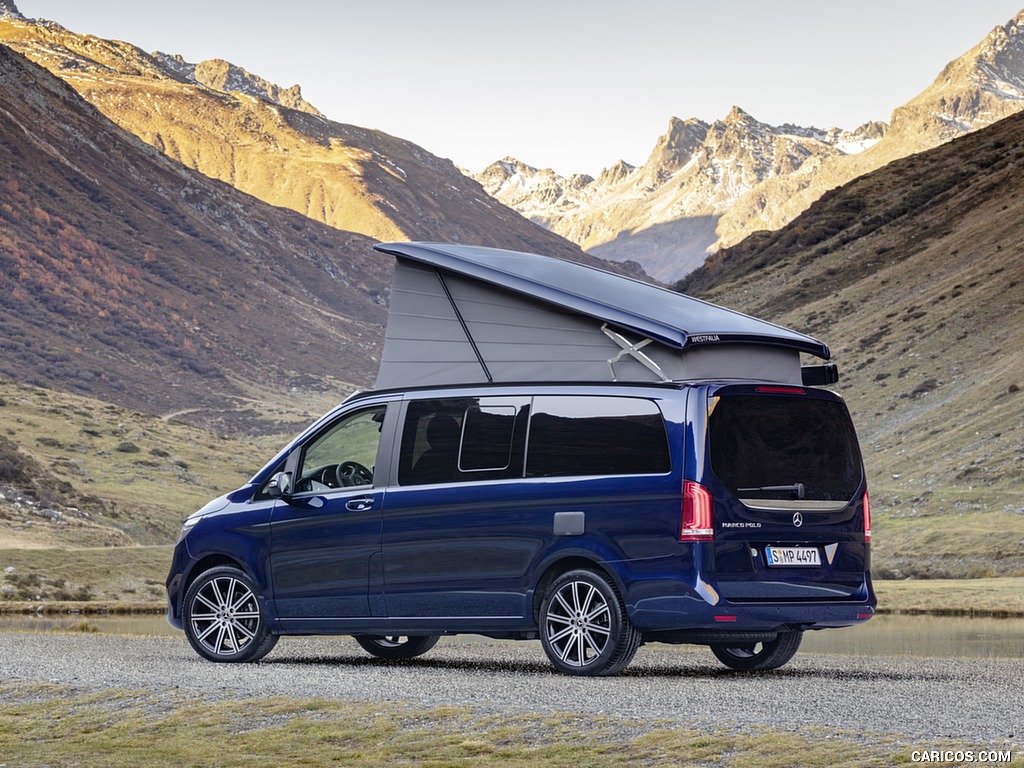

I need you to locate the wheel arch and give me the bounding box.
[179,554,250,614]
[530,554,626,623]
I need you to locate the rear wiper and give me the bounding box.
[737,483,806,499]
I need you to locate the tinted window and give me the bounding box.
[460,405,516,472]
[709,395,862,502]
[526,396,670,477]
[399,398,527,485]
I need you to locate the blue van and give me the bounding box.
[166,243,874,676]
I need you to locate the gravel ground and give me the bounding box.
[0,631,1020,749]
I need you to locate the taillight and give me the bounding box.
[681,481,714,541]
[863,490,872,543]
[754,385,806,395]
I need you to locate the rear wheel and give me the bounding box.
[355,634,440,660]
[710,630,802,671]
[183,566,278,663]
[539,568,641,676]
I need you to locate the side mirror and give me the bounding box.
[267,471,293,499]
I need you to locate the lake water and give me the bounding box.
[0,613,1020,659]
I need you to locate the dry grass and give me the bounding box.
[0,380,281,547]
[0,546,170,606]
[0,681,987,768]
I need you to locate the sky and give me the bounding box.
[13,1,1024,176]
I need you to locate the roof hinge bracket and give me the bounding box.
[602,324,670,382]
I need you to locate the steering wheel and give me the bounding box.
[335,461,373,487]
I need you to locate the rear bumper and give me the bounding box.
[633,598,875,633]
[628,575,876,633]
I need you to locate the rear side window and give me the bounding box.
[526,396,670,477]
[709,394,862,502]
[460,405,517,471]
[398,397,529,485]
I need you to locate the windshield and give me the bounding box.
[709,394,862,503]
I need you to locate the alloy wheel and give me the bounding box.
[544,579,612,667]
[188,574,261,657]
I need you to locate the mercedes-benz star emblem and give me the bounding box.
[792,512,804,528]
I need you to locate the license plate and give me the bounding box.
[765,546,820,567]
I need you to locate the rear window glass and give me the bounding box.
[526,396,670,477]
[709,395,862,502]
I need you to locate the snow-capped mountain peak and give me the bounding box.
[476,108,885,281]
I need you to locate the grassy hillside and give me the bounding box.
[0,376,341,606]
[0,546,170,605]
[0,380,304,549]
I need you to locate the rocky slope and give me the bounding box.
[0,42,391,431]
[482,110,886,282]
[0,6,588,265]
[479,10,1024,283]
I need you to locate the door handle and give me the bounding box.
[346,497,374,512]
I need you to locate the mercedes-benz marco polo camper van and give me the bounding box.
[166,242,874,676]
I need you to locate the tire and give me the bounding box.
[355,634,440,660]
[710,629,803,671]
[539,568,641,676]
[182,566,279,663]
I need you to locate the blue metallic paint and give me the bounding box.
[166,381,875,642]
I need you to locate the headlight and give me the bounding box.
[176,516,201,543]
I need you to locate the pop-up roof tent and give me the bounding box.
[372,242,835,390]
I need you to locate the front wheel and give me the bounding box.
[539,568,641,676]
[710,630,803,671]
[183,566,278,663]
[355,634,440,660]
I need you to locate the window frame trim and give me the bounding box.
[524,394,672,479]
[282,401,395,498]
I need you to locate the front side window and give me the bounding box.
[526,396,670,477]
[294,406,386,492]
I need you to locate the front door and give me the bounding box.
[271,404,389,623]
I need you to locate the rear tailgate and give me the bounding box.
[703,384,870,601]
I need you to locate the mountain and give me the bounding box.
[153,54,325,117]
[714,8,1024,265]
[678,110,1024,579]
[481,111,885,282]
[887,10,1024,146]
[478,9,1024,283]
[0,2,641,433]
[0,42,393,432]
[0,6,590,266]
